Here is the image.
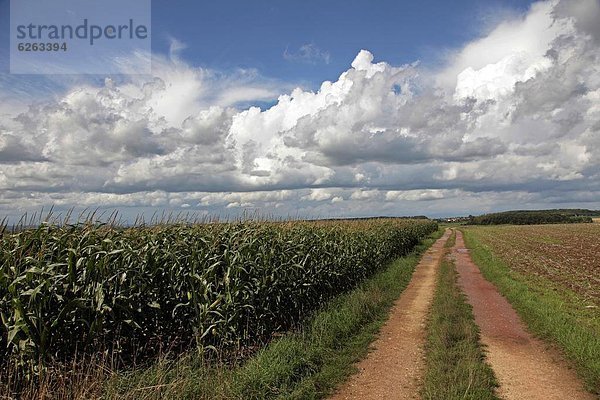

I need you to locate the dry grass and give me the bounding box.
[1,355,109,399]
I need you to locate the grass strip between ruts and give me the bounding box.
[422,229,499,400]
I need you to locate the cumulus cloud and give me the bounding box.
[1,0,599,220]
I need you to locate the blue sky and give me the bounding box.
[1,0,599,221]
[149,0,534,84]
[1,0,536,94]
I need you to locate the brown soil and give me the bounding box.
[452,230,595,400]
[329,229,451,400]
[464,224,600,304]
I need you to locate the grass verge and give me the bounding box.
[461,228,600,395]
[102,229,445,399]
[422,230,498,400]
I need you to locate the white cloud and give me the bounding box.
[302,189,333,202]
[437,0,573,92]
[1,0,599,221]
[385,189,458,202]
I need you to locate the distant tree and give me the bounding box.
[467,210,594,225]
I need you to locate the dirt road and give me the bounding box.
[329,230,451,400]
[452,230,594,400]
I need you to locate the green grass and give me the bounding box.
[102,229,445,399]
[422,230,498,400]
[444,229,456,248]
[461,228,600,395]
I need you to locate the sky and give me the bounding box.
[0,0,599,222]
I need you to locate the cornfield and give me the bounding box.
[0,218,436,377]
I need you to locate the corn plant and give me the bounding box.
[0,218,437,377]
